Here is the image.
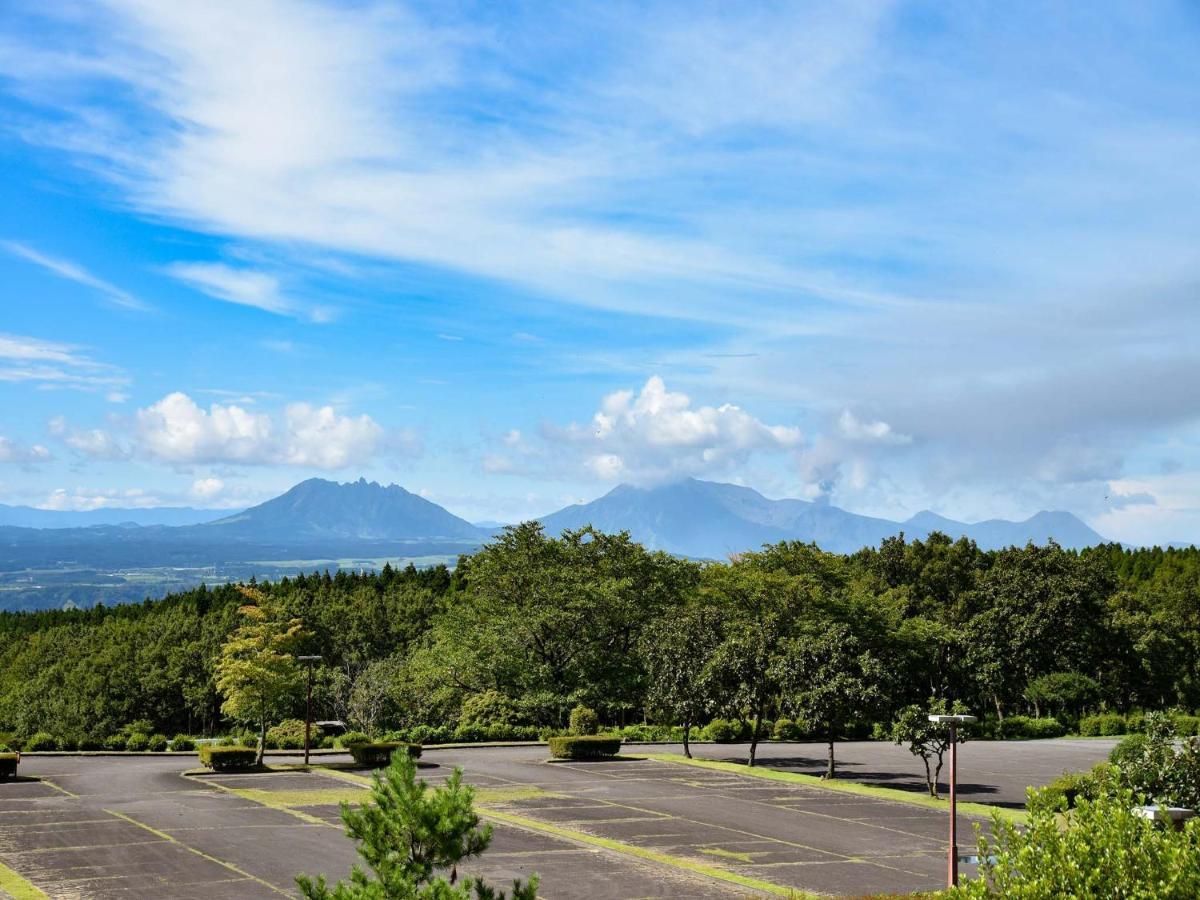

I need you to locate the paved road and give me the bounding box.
[1,739,1115,899]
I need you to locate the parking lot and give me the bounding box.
[1,739,1116,899]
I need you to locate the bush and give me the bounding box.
[452,723,489,744]
[336,730,371,748]
[147,733,169,752]
[773,718,804,741]
[24,732,58,751]
[319,735,336,749]
[1173,714,1200,736]
[459,690,521,727]
[996,716,1064,740]
[1110,733,1149,769]
[704,719,740,742]
[406,725,452,746]
[1126,712,1150,733]
[1079,712,1127,736]
[170,734,196,751]
[569,705,599,735]
[76,735,103,751]
[618,724,685,742]
[547,735,622,760]
[957,786,1200,897]
[0,752,18,781]
[125,732,149,752]
[103,734,126,750]
[348,742,423,768]
[266,718,307,750]
[198,745,258,771]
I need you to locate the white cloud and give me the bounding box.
[48,415,129,460]
[533,376,802,485]
[0,332,127,392]
[42,486,160,511]
[190,476,224,499]
[164,262,311,319]
[2,240,148,311]
[135,391,387,468]
[837,410,911,445]
[0,436,52,465]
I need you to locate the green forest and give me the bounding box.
[2,525,1199,758]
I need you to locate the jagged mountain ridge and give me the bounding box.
[538,478,1106,557]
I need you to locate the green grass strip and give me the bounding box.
[0,861,48,900]
[478,806,813,898]
[638,753,1027,824]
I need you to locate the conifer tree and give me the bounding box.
[297,751,538,899]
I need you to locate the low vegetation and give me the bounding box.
[547,735,622,759]
[348,741,422,768]
[198,745,258,771]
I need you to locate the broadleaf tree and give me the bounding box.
[215,586,306,765]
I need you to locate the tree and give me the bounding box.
[1023,671,1100,719]
[777,623,884,779]
[890,698,972,798]
[215,587,305,765]
[641,602,724,758]
[297,751,538,899]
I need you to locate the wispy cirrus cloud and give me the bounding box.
[2,240,148,311]
[0,332,128,393]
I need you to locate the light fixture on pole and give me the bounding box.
[928,713,976,888]
[297,655,322,766]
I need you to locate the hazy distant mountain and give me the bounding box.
[0,503,228,528]
[539,478,1106,557]
[196,477,486,542]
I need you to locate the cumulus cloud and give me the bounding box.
[135,392,385,468]
[0,436,52,466]
[837,410,911,445]
[524,376,802,485]
[48,415,130,460]
[190,476,224,499]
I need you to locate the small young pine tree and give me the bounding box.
[297,750,538,900]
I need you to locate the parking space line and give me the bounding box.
[103,809,292,896]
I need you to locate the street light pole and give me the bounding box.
[929,713,976,888]
[298,655,322,766]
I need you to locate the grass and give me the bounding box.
[477,806,814,898]
[638,752,1028,824]
[0,861,48,900]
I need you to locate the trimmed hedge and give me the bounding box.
[336,730,370,749]
[997,716,1065,740]
[547,735,622,760]
[0,752,18,781]
[198,745,258,771]
[171,734,196,752]
[348,742,423,767]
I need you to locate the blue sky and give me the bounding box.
[0,1,1198,544]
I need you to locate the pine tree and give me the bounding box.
[297,751,538,899]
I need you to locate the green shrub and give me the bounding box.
[319,735,336,749]
[773,718,804,741]
[452,723,489,743]
[170,734,196,751]
[997,716,1064,739]
[24,732,58,751]
[77,735,103,751]
[1110,733,1149,769]
[348,741,423,768]
[569,705,599,735]
[406,725,451,745]
[147,733,169,752]
[103,734,125,750]
[337,730,371,748]
[957,786,1200,897]
[1126,712,1149,733]
[125,732,149,752]
[459,690,521,727]
[704,719,739,742]
[198,745,258,771]
[266,718,307,750]
[547,735,622,760]
[1173,714,1200,736]
[1079,712,1126,736]
[0,752,18,781]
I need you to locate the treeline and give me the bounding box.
[1,526,1198,751]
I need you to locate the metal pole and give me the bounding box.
[304,662,313,767]
[948,722,958,888]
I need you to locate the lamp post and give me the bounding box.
[928,713,977,888]
[298,655,322,766]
